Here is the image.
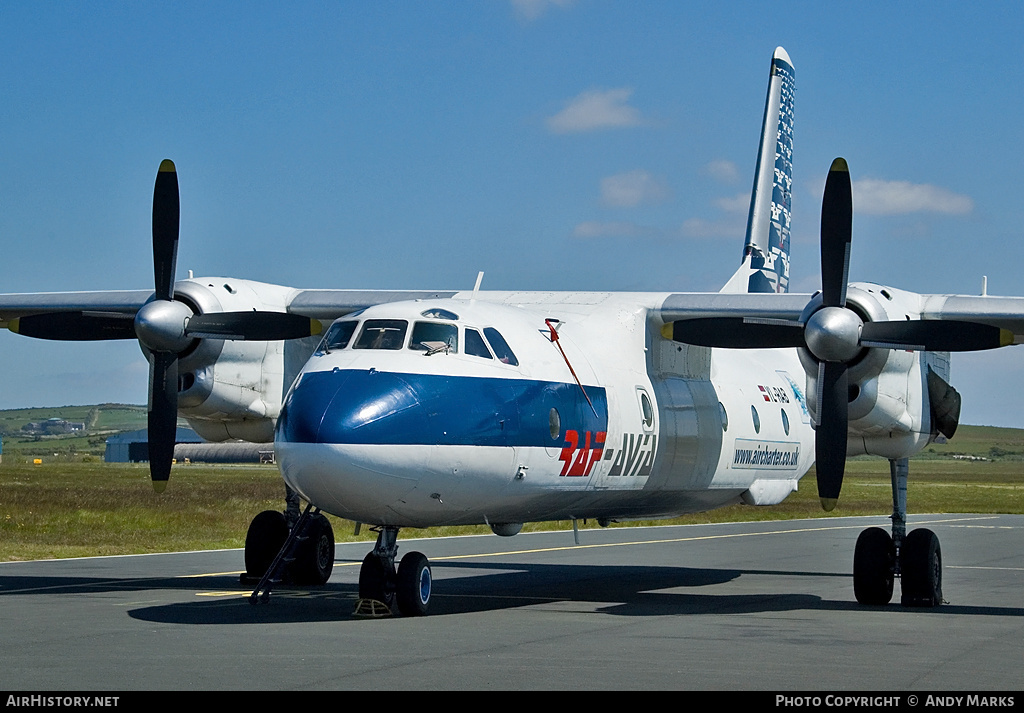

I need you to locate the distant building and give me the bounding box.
[104,428,273,464]
[22,418,86,435]
[104,428,203,463]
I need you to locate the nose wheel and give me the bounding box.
[356,526,433,617]
[852,458,942,607]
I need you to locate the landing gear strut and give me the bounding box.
[853,457,942,607]
[356,526,432,617]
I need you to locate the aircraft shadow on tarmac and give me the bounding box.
[61,559,1017,625]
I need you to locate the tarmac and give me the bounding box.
[1,514,1022,691]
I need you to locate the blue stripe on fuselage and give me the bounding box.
[276,369,608,447]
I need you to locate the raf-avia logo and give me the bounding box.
[607,433,657,477]
[559,430,606,476]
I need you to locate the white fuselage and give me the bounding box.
[274,292,816,528]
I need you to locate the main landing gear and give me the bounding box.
[853,457,942,607]
[243,499,336,603]
[356,526,433,617]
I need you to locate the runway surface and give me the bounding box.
[1,514,1023,691]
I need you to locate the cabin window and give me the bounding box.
[781,408,790,436]
[354,319,408,350]
[319,320,357,352]
[751,405,761,434]
[719,402,728,432]
[637,389,654,430]
[549,408,560,440]
[465,328,493,359]
[483,328,518,366]
[409,321,458,354]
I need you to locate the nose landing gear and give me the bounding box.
[356,526,433,617]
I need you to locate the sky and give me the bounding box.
[2,1,1024,427]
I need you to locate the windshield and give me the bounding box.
[409,321,458,353]
[318,321,357,352]
[353,319,408,350]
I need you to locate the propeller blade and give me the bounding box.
[9,312,137,341]
[820,157,852,308]
[147,350,178,493]
[152,160,180,303]
[860,320,1013,352]
[663,318,805,349]
[814,360,848,511]
[185,312,322,341]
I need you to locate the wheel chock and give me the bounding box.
[353,598,393,618]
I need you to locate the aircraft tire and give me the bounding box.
[396,551,432,617]
[900,528,942,607]
[359,553,395,609]
[853,527,895,605]
[292,513,335,585]
[244,510,289,579]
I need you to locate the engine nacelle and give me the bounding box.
[147,278,319,442]
[799,283,955,461]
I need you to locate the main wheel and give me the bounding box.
[292,513,335,585]
[396,551,432,617]
[244,510,289,578]
[853,527,895,605]
[359,553,395,608]
[901,528,942,607]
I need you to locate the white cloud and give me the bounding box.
[680,217,744,239]
[702,160,740,184]
[547,88,645,134]
[573,220,651,239]
[511,0,575,21]
[600,170,670,208]
[852,179,974,216]
[714,191,749,214]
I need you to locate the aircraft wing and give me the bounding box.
[0,290,152,320]
[657,292,811,324]
[285,289,458,320]
[922,295,1024,342]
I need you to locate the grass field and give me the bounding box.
[2,425,1023,561]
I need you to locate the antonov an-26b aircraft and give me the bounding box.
[3,47,1022,616]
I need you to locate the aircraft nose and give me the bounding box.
[277,368,431,444]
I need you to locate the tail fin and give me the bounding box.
[721,47,795,294]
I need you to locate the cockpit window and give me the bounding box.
[464,328,492,359]
[354,319,408,350]
[483,327,518,366]
[409,321,458,354]
[420,308,459,321]
[318,320,357,352]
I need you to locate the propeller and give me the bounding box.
[664,158,1013,510]
[137,160,322,491]
[12,160,321,491]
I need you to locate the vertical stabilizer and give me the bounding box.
[721,47,795,294]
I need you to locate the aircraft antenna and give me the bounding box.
[545,319,598,417]
[471,271,484,303]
